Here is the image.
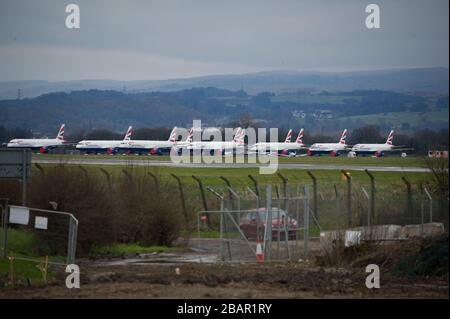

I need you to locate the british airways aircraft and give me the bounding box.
[76,126,132,155]
[249,129,306,156]
[307,129,348,156]
[188,127,246,155]
[7,124,66,153]
[350,130,412,157]
[118,127,178,155]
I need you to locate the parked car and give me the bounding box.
[239,207,298,240]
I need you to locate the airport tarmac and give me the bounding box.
[32,157,431,172]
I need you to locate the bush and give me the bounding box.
[393,235,449,277]
[115,168,181,246]
[28,165,117,254]
[23,165,183,255]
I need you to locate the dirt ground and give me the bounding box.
[0,237,448,299]
[1,259,448,299]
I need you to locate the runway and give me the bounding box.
[32,157,431,173]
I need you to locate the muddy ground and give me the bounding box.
[1,261,448,299]
[1,237,448,299]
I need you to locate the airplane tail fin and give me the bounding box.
[168,127,177,142]
[186,128,193,143]
[296,128,304,144]
[339,129,348,144]
[56,124,65,140]
[123,126,132,141]
[234,127,245,145]
[385,130,394,145]
[233,127,241,142]
[284,129,293,143]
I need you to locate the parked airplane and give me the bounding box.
[7,124,66,153]
[350,130,412,157]
[249,129,306,156]
[307,129,348,156]
[76,126,132,154]
[188,127,246,155]
[118,127,178,155]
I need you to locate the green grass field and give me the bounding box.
[34,153,428,167]
[0,228,184,286]
[32,161,433,197]
[0,229,58,286]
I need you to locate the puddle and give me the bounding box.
[95,252,219,267]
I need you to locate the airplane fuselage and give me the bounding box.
[7,138,64,153]
[117,140,175,154]
[307,143,347,156]
[76,140,123,154]
[351,144,394,157]
[249,142,305,153]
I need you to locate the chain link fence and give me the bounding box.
[1,203,78,266]
[194,183,311,262]
[191,171,447,263]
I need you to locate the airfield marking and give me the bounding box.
[32,158,431,173]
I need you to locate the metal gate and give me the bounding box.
[1,202,78,265]
[195,184,311,262]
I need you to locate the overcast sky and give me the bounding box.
[0,0,448,81]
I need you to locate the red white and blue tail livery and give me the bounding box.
[351,130,412,157]
[295,128,304,145]
[117,126,180,155]
[7,124,67,153]
[56,124,65,141]
[307,129,348,156]
[76,126,133,155]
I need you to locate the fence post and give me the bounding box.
[306,171,318,223]
[207,187,225,261]
[1,198,9,259]
[265,184,272,261]
[34,163,45,175]
[277,172,289,212]
[78,165,88,178]
[192,176,211,227]
[99,168,112,190]
[304,185,309,258]
[423,187,433,223]
[365,170,376,224]
[246,186,261,240]
[122,169,132,182]
[333,184,340,231]
[401,177,413,222]
[21,150,27,206]
[361,186,371,227]
[148,172,160,194]
[341,170,352,227]
[219,176,234,210]
[420,183,425,236]
[71,216,78,265]
[171,174,188,224]
[248,174,260,197]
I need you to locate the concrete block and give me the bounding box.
[400,222,445,238]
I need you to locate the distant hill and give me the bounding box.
[0,67,448,100]
[0,87,448,135]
